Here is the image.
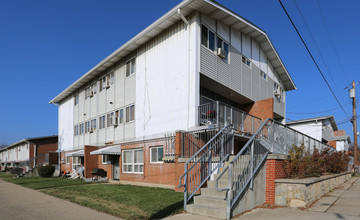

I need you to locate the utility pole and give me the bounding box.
[350,81,358,170]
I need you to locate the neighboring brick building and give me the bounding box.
[0,136,58,171]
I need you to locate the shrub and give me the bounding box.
[283,145,350,178]
[38,165,55,177]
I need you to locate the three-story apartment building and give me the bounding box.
[50,0,295,185]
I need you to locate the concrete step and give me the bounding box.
[187,204,227,219]
[207,179,229,189]
[194,196,227,209]
[201,187,227,199]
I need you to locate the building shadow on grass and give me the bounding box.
[149,200,184,219]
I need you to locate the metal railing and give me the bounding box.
[198,101,262,137]
[269,121,335,154]
[181,128,218,158]
[178,124,234,211]
[215,119,271,219]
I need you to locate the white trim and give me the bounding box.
[102,155,110,164]
[122,148,143,174]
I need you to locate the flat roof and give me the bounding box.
[50,0,296,104]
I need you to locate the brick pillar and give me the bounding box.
[84,146,99,179]
[265,154,287,205]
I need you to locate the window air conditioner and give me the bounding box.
[105,82,110,89]
[89,91,94,98]
[89,128,94,133]
[274,88,281,97]
[217,48,226,59]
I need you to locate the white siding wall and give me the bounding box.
[135,14,199,137]
[59,97,74,151]
[287,122,323,142]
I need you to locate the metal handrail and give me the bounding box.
[178,123,233,187]
[178,123,234,211]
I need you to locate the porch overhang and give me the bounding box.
[66,150,84,157]
[90,146,121,156]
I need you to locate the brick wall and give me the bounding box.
[240,98,274,121]
[29,144,35,169]
[84,146,99,179]
[97,155,113,180]
[265,158,287,204]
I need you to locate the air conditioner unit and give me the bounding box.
[89,128,94,133]
[89,91,94,98]
[105,82,110,89]
[217,48,226,59]
[274,88,281,97]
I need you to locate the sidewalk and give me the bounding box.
[165,177,360,220]
[0,179,120,220]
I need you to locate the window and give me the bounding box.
[80,123,84,135]
[150,146,163,163]
[99,115,106,129]
[85,121,90,133]
[217,37,229,61]
[91,82,97,96]
[201,25,216,51]
[107,112,114,127]
[90,119,96,132]
[74,94,79,105]
[126,58,136,77]
[122,149,143,174]
[107,72,115,85]
[260,71,267,80]
[242,56,251,67]
[102,155,110,164]
[66,156,70,164]
[85,87,90,99]
[126,105,135,122]
[74,125,79,136]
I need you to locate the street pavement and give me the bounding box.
[0,179,120,220]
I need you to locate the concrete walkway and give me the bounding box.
[0,179,120,220]
[165,177,360,220]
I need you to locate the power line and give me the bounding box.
[293,0,348,106]
[287,100,360,115]
[316,0,351,82]
[278,0,350,118]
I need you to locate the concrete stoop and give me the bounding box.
[186,158,234,219]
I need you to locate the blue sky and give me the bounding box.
[0,0,359,145]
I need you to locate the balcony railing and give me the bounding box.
[198,101,262,137]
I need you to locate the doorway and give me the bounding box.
[112,155,120,180]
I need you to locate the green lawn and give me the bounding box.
[41,184,184,219]
[0,172,184,219]
[0,172,91,189]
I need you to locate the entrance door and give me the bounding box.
[112,155,120,180]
